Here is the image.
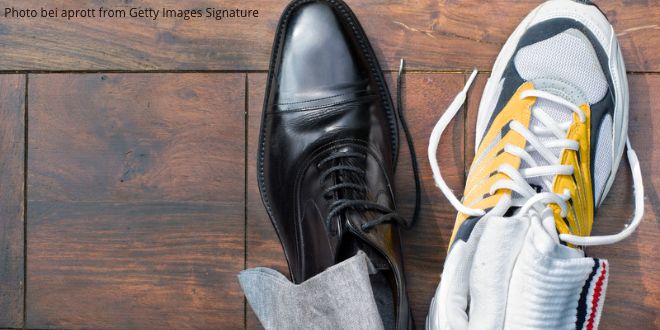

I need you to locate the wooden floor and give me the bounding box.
[0,1,658,329]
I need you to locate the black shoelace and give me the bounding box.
[397,59,422,229]
[319,59,421,233]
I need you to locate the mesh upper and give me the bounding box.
[514,29,608,104]
[594,115,613,203]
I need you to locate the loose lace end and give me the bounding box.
[396,58,421,229]
[560,138,645,246]
[428,68,486,217]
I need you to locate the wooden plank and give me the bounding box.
[26,73,246,329]
[245,73,288,330]
[26,202,244,329]
[394,73,466,326]
[245,73,465,329]
[27,74,245,203]
[246,74,287,274]
[588,74,660,330]
[466,74,660,329]
[0,75,25,328]
[0,1,656,72]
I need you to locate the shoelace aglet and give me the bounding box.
[399,58,405,76]
[444,69,479,114]
[465,68,478,90]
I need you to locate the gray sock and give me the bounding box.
[239,251,384,330]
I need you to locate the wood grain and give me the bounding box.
[26,202,244,329]
[246,74,287,274]
[27,74,245,203]
[26,73,246,329]
[0,75,25,328]
[245,73,289,330]
[0,0,653,326]
[245,73,466,329]
[0,0,657,72]
[393,73,466,327]
[466,73,660,329]
[588,74,660,330]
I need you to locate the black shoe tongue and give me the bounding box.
[337,228,391,271]
[325,144,388,270]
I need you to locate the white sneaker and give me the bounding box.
[426,1,645,329]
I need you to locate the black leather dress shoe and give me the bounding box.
[257,0,414,329]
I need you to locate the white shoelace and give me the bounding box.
[429,69,645,246]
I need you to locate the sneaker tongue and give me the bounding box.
[521,79,587,192]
